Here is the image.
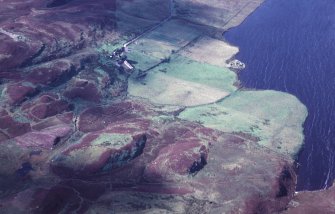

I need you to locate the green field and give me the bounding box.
[178,90,308,156]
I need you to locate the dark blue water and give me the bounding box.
[225,0,335,190]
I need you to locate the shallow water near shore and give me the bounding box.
[224,0,335,190]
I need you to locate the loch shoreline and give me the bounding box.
[1,0,332,212]
[224,0,335,191]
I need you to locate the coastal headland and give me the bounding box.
[0,0,333,213]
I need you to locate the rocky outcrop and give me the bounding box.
[0,0,324,213]
[0,100,299,213]
[22,93,72,120]
[51,123,148,177]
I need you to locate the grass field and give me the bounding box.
[128,54,237,106]
[178,90,308,156]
